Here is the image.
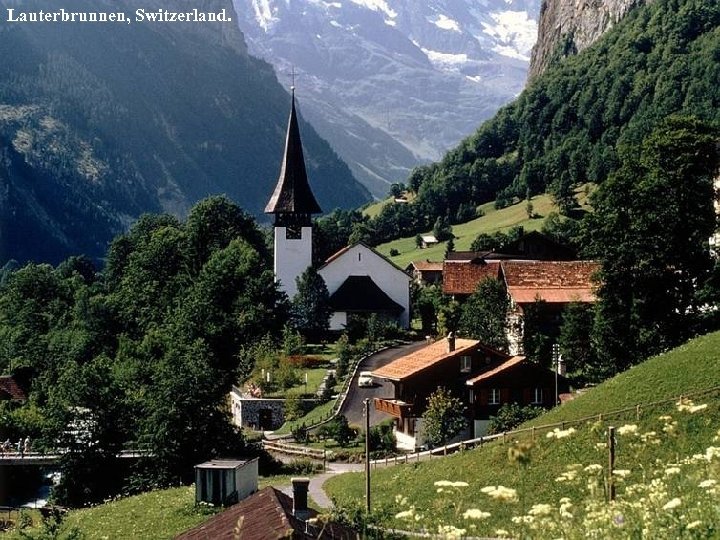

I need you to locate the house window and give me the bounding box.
[469,389,475,403]
[532,388,543,404]
[489,388,500,405]
[460,355,472,373]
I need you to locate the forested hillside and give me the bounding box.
[356,0,719,245]
[0,197,286,505]
[0,0,369,265]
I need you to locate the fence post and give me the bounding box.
[532,427,535,441]
[503,432,507,444]
[608,426,616,502]
[636,404,641,421]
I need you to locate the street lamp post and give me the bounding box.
[552,343,560,406]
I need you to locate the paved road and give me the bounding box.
[279,462,364,509]
[340,340,429,427]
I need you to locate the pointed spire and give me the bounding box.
[265,90,322,218]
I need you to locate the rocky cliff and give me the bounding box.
[529,0,651,79]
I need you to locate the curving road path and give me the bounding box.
[339,340,429,427]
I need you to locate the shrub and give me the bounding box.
[487,403,544,435]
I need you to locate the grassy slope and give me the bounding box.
[325,331,720,535]
[3,476,297,540]
[373,188,592,269]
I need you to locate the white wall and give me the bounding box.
[328,311,347,331]
[319,244,411,328]
[236,458,259,501]
[274,226,313,299]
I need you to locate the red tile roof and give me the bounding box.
[408,260,443,272]
[501,260,599,304]
[442,260,501,295]
[465,356,526,385]
[372,338,480,381]
[0,376,27,401]
[175,487,355,540]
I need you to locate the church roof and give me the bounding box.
[327,275,404,314]
[265,92,322,215]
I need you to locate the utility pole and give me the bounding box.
[552,343,562,405]
[364,398,371,514]
[608,426,616,501]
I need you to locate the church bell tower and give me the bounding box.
[265,90,322,298]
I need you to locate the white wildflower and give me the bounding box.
[546,427,576,439]
[617,424,638,436]
[528,503,552,516]
[663,498,681,510]
[463,508,490,520]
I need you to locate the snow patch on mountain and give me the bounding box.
[234,0,541,197]
[481,10,537,61]
[251,0,276,30]
[432,14,461,32]
[349,0,397,20]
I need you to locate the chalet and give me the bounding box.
[372,335,512,450]
[373,335,567,449]
[318,243,411,330]
[420,234,439,248]
[406,260,443,286]
[446,231,577,262]
[466,355,568,436]
[502,260,599,355]
[265,92,410,330]
[0,375,27,402]
[176,478,356,539]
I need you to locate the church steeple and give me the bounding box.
[266,90,321,299]
[265,90,322,226]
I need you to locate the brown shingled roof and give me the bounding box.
[372,338,480,381]
[501,260,599,304]
[264,93,322,216]
[0,376,27,401]
[465,356,526,385]
[175,487,356,540]
[442,260,501,295]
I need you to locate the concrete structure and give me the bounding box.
[318,243,411,330]
[229,387,318,431]
[194,458,258,506]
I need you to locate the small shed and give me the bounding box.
[195,458,258,506]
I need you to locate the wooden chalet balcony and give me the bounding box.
[374,398,414,418]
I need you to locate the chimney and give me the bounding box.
[291,477,310,520]
[447,332,455,352]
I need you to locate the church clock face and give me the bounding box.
[286,224,302,240]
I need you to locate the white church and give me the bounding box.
[264,92,410,331]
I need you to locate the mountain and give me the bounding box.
[529,0,650,79]
[0,0,370,265]
[233,0,540,197]
[354,0,719,246]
